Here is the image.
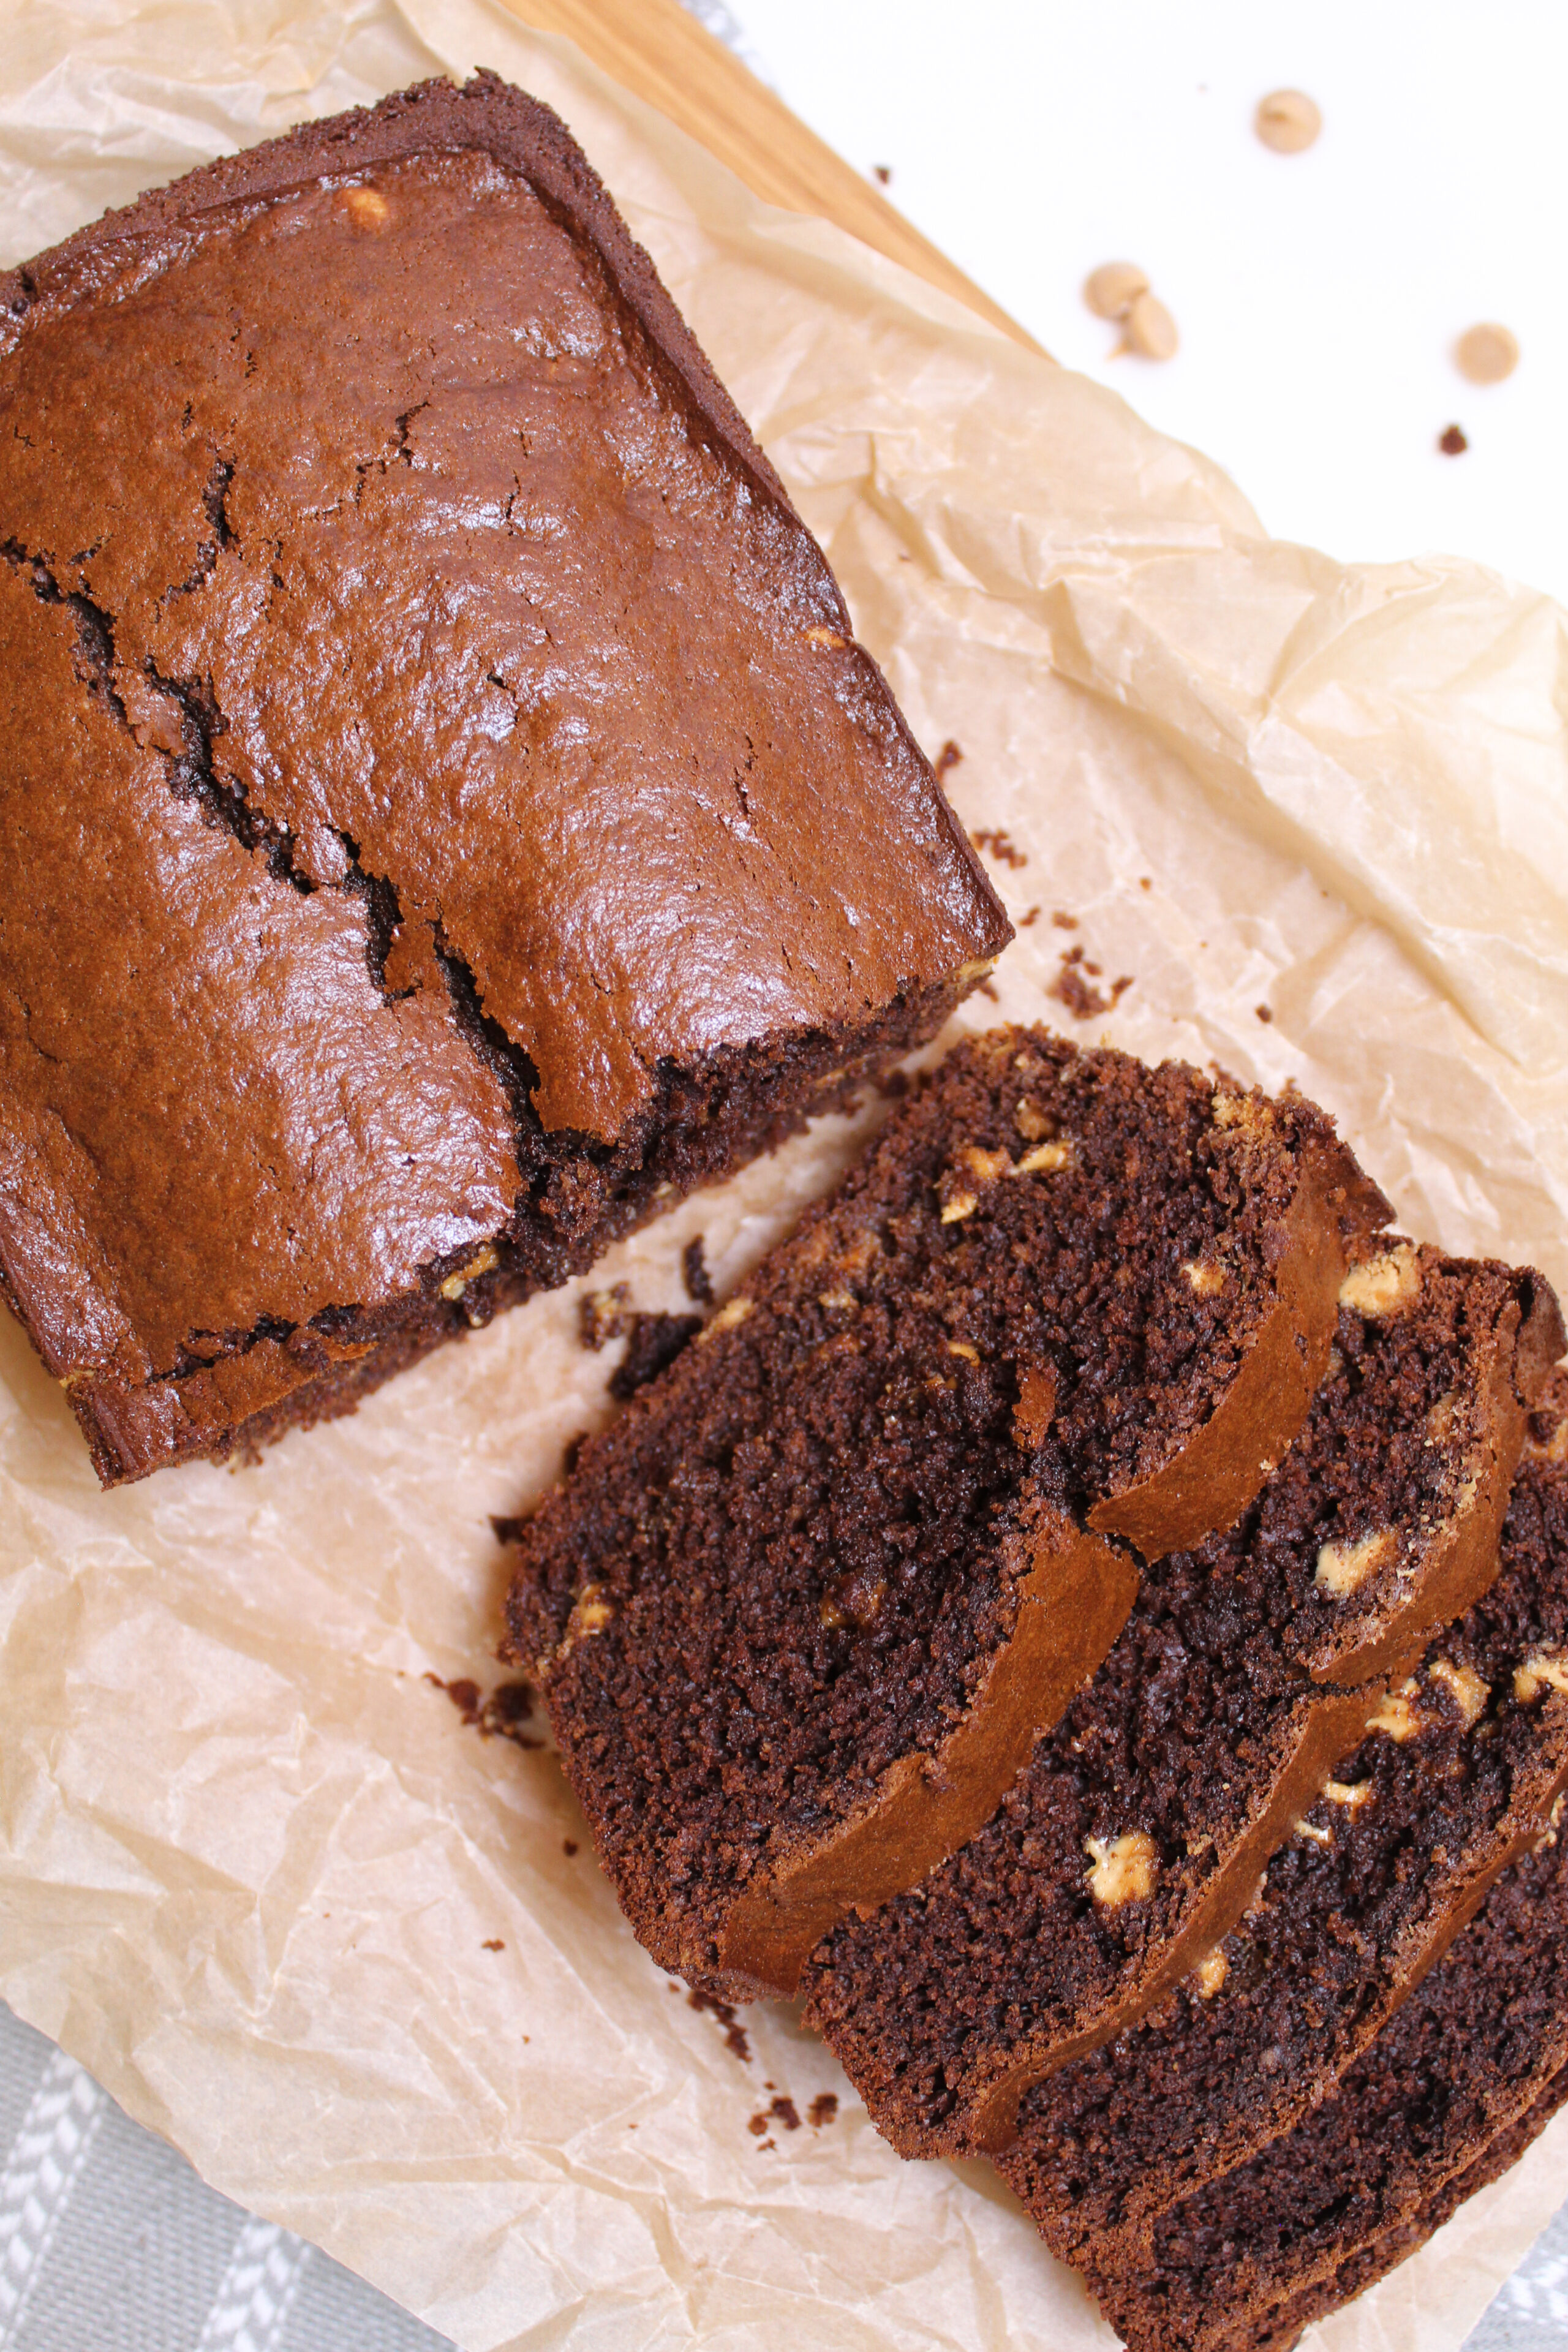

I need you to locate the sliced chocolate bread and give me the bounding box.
[1072,1719,1568,2351]
[1250,2069,1568,2352]
[801,1250,1562,2155]
[997,1371,1568,2269]
[505,1028,1385,1997]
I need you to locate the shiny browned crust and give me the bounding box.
[0,77,1008,1485]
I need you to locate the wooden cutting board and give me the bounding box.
[494,0,1042,352]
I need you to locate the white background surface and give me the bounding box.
[723,0,1568,606]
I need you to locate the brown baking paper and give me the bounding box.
[2,5,1566,2346]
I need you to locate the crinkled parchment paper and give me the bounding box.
[2,6,1566,2348]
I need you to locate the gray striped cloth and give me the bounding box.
[0,2000,1562,2350]
[0,2004,448,2352]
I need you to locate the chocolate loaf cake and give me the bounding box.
[0,74,1008,1486]
[997,1373,1568,2275]
[801,1246,1561,2155]
[505,1030,1385,1998]
[1076,1712,1568,2348]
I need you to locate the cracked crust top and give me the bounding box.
[0,75,1007,1474]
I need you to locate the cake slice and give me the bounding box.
[1242,2071,1568,2352]
[0,74,1008,1485]
[801,1248,1561,2154]
[506,1028,1386,1997]
[995,1371,1568,2271]
[1069,1666,1568,2349]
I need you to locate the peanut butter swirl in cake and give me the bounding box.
[506,1028,1387,1998]
[0,74,1008,1485]
[801,1244,1561,2156]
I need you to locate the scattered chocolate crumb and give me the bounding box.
[688,1988,752,2062]
[976,979,1000,1003]
[764,2081,776,2092]
[1439,423,1469,456]
[424,1673,543,1749]
[1256,1003,1274,1023]
[934,739,963,780]
[1084,959,1103,976]
[561,1430,588,1479]
[608,1311,704,1401]
[579,1282,631,1351]
[748,2111,769,2136]
[489,1511,527,1545]
[771,2095,801,2131]
[681,1235,715,1305]
[970,826,1028,870]
[482,1938,505,1951]
[1050,909,1079,930]
[478,1682,540,1746]
[1050,944,1135,1020]
[874,1066,910,1099]
[425,1672,482,1724]
[808,2093,839,2128]
[1019,905,1041,927]
[872,164,892,186]
[1139,875,1152,891]
[562,1838,579,1857]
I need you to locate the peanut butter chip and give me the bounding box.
[1014,1098,1053,1142]
[1210,1091,1272,1134]
[344,186,391,227]
[1425,1389,1461,1445]
[1085,1831,1158,1907]
[1428,1657,1489,1727]
[1255,89,1322,153]
[940,1192,979,1224]
[1368,1679,1422,1743]
[804,625,848,650]
[1083,261,1150,320]
[1011,1140,1070,1176]
[1528,1415,1568,1466]
[1193,1948,1228,2000]
[1322,1778,1375,1812]
[1314,1526,1396,1597]
[1123,291,1179,361]
[699,1295,754,1341]
[1455,323,1519,385]
[439,1242,499,1300]
[1294,1818,1334,1847]
[946,1340,981,1362]
[1338,1245,1421,1318]
[960,1144,1012,1183]
[1515,1650,1568,1704]
[1183,1258,1226,1297]
[568,1585,615,1639]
